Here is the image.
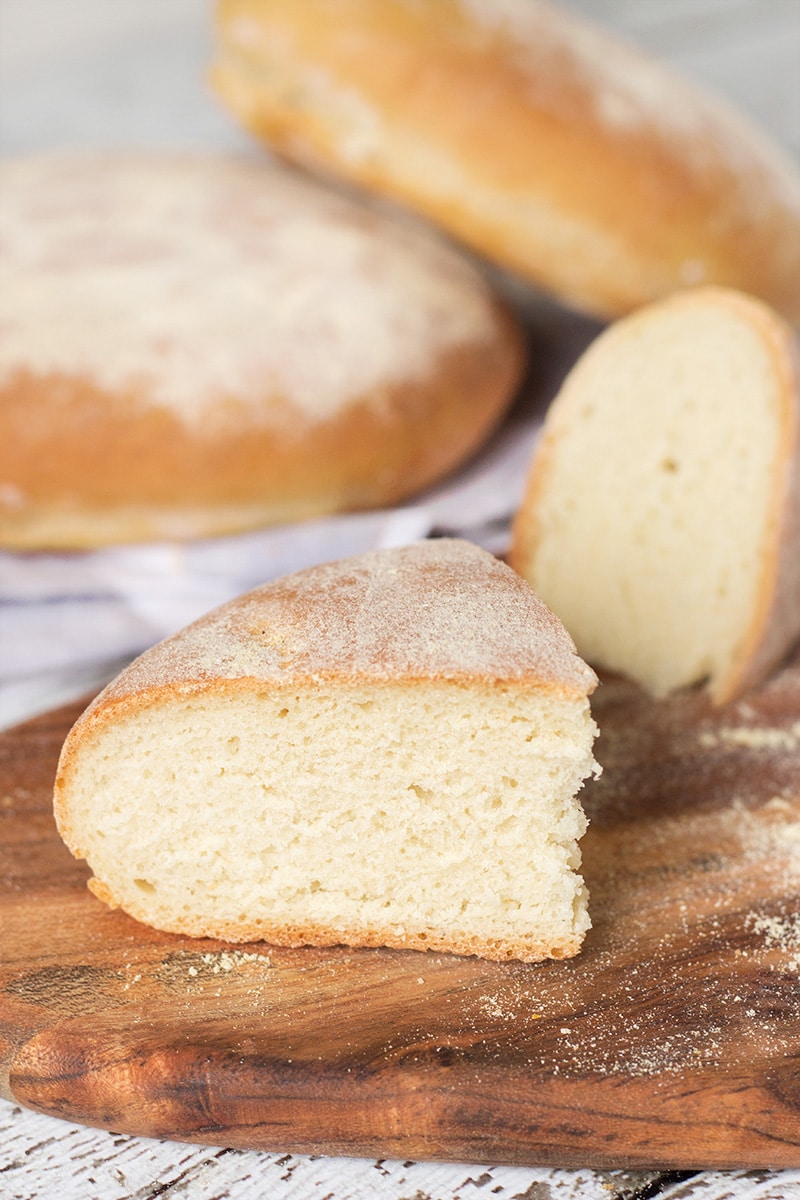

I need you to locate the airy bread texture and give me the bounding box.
[511,287,800,706]
[0,152,523,549]
[54,539,600,963]
[211,0,800,323]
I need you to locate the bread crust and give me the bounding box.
[56,539,597,746]
[54,540,598,961]
[86,876,584,961]
[212,0,800,323]
[722,299,800,702]
[0,153,524,548]
[0,328,521,547]
[510,287,800,705]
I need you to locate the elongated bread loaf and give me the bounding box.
[0,152,524,549]
[54,539,600,963]
[211,0,800,323]
[511,287,800,706]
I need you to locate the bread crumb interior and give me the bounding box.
[64,681,597,961]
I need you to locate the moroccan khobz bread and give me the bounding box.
[0,152,524,549]
[511,287,800,706]
[211,0,800,323]
[54,539,600,963]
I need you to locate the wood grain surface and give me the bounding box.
[1,662,799,1171]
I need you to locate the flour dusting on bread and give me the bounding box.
[0,153,503,425]
[54,540,599,963]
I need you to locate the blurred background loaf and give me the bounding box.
[212,0,800,324]
[0,150,524,549]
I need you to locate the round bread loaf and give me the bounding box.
[0,152,524,549]
[212,0,800,323]
[510,287,800,706]
[54,539,599,962]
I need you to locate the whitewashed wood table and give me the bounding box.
[2,1,800,1197]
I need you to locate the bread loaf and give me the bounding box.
[54,539,600,962]
[211,0,800,324]
[510,287,800,706]
[0,152,524,549]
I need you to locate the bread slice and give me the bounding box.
[211,0,800,323]
[53,539,599,963]
[511,287,800,706]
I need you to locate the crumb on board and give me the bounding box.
[119,948,273,991]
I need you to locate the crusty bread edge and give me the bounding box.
[211,0,800,323]
[714,293,800,703]
[0,297,526,550]
[86,873,586,963]
[510,286,800,705]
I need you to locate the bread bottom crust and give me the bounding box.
[87,876,584,963]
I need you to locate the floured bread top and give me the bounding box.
[461,0,795,170]
[222,0,800,209]
[0,152,500,427]
[91,539,598,707]
[216,0,800,321]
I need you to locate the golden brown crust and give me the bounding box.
[79,882,583,962]
[212,0,800,322]
[0,152,524,549]
[65,539,597,708]
[0,318,522,547]
[87,876,121,910]
[719,299,800,703]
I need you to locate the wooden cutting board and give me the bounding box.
[2,663,800,1171]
